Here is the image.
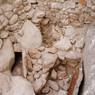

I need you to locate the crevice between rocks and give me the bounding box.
[11,52,22,76]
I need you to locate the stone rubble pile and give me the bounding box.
[0,0,95,95]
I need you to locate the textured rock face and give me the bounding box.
[0,74,35,95]
[0,0,94,94]
[0,38,14,72]
[9,76,35,95]
[17,20,42,49]
[81,25,95,95]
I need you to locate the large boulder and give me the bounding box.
[17,20,42,49]
[0,74,35,95]
[9,76,35,95]
[81,25,95,95]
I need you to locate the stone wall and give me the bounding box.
[0,0,95,95]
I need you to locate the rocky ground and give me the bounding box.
[0,0,95,95]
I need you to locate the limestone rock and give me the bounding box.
[24,4,31,12]
[57,90,67,95]
[10,76,35,95]
[42,51,57,69]
[48,80,59,91]
[57,50,65,61]
[1,4,13,12]
[0,31,9,39]
[0,15,8,28]
[27,9,35,19]
[0,73,11,95]
[0,38,14,72]
[65,50,81,59]
[54,37,72,51]
[81,26,95,95]
[33,77,46,92]
[75,37,84,49]
[17,20,42,49]
[4,11,14,19]
[9,14,18,25]
[32,9,45,23]
[13,0,22,8]
[65,25,76,37]
[27,0,37,4]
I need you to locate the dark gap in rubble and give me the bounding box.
[78,62,84,95]
[11,52,23,76]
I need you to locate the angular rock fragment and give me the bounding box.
[33,75,47,92]
[0,31,9,39]
[32,9,45,23]
[54,37,72,51]
[57,90,67,95]
[0,38,14,72]
[41,51,57,69]
[10,76,35,95]
[9,14,18,25]
[51,69,57,80]
[27,0,37,4]
[65,50,81,59]
[48,80,59,91]
[57,50,65,61]
[17,20,42,49]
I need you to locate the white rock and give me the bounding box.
[0,15,8,27]
[9,14,18,25]
[33,64,42,72]
[19,13,27,20]
[57,50,65,60]
[0,31,9,39]
[65,50,81,59]
[0,73,11,95]
[0,39,14,72]
[33,77,46,92]
[13,0,22,7]
[32,9,45,23]
[1,4,13,12]
[51,2,63,9]
[42,51,57,69]
[63,0,75,10]
[24,4,31,12]
[57,90,67,95]
[10,76,35,95]
[65,25,76,37]
[54,37,72,51]
[17,20,42,49]
[27,9,35,19]
[48,80,59,91]
[4,11,14,19]
[27,0,37,4]
[75,37,84,49]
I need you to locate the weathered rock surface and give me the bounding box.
[0,74,35,95]
[10,76,35,95]
[17,20,42,49]
[0,38,14,72]
[81,25,95,95]
[54,37,72,51]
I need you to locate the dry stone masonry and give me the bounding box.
[0,0,95,95]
